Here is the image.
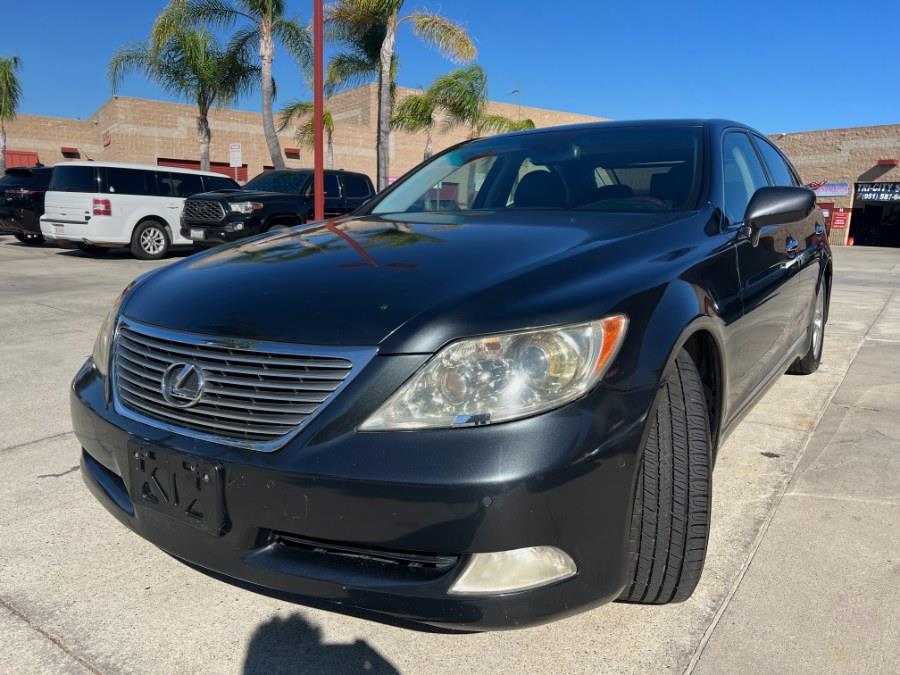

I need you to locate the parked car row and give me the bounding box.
[1,161,376,259]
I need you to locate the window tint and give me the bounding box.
[324,173,341,197]
[371,126,703,215]
[722,132,769,224]
[158,172,205,198]
[244,170,310,194]
[754,137,797,187]
[204,175,239,191]
[342,173,372,198]
[49,165,97,193]
[1,169,51,190]
[104,168,156,196]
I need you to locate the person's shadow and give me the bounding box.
[243,613,399,675]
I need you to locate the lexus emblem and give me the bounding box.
[160,362,205,408]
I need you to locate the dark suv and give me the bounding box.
[0,166,53,245]
[181,169,375,245]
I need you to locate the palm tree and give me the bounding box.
[390,89,437,160]
[152,0,312,170]
[109,29,257,171]
[430,65,535,139]
[0,56,23,176]
[326,0,476,191]
[278,100,335,169]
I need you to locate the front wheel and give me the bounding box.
[788,283,825,375]
[131,220,170,260]
[618,349,712,604]
[14,232,45,245]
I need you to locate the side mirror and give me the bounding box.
[743,186,816,245]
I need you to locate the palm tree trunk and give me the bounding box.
[326,128,334,170]
[260,25,285,170]
[424,128,432,161]
[197,114,211,172]
[0,122,6,175]
[376,16,397,191]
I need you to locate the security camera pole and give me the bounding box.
[313,0,325,222]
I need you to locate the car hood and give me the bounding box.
[123,210,691,352]
[189,189,291,201]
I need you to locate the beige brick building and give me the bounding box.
[772,123,900,247]
[3,84,602,183]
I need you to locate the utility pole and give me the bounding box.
[313,0,325,221]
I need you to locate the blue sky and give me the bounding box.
[2,0,898,134]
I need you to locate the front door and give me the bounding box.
[721,131,797,416]
[323,172,345,217]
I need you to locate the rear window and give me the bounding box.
[164,172,205,198]
[244,171,310,194]
[204,175,239,192]
[103,168,157,196]
[343,173,373,198]
[49,165,97,193]
[1,169,51,190]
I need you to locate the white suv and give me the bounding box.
[40,161,239,259]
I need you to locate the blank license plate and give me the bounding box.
[128,442,225,535]
[190,228,205,240]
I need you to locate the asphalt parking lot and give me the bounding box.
[1,239,899,675]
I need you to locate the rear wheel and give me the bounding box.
[75,242,108,256]
[788,282,825,375]
[14,232,44,245]
[618,349,712,604]
[131,220,170,260]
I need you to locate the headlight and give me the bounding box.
[91,285,131,376]
[229,201,263,214]
[360,315,628,431]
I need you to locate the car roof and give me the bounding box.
[490,118,759,138]
[52,160,227,178]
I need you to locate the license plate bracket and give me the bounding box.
[127,441,226,535]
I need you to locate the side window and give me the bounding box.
[323,173,341,197]
[48,166,97,193]
[167,172,204,198]
[722,132,770,224]
[104,168,156,196]
[342,173,372,199]
[754,137,797,187]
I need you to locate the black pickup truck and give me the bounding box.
[181,168,375,245]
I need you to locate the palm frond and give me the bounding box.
[325,52,376,93]
[151,0,245,49]
[390,91,435,132]
[405,11,476,64]
[0,56,23,121]
[108,43,156,94]
[273,16,312,72]
[476,114,530,135]
[278,99,313,131]
[428,65,487,129]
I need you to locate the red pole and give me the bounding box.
[313,0,325,222]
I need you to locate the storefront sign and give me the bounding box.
[811,182,850,197]
[856,182,900,202]
[832,208,850,229]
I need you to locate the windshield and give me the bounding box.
[371,126,703,215]
[243,170,310,194]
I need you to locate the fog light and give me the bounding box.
[234,223,244,231]
[448,546,576,595]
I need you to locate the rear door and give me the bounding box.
[341,172,375,212]
[43,165,99,234]
[723,131,797,413]
[160,171,206,243]
[323,172,345,217]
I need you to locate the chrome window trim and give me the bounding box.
[111,316,377,452]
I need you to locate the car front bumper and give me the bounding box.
[72,356,654,630]
[181,215,263,245]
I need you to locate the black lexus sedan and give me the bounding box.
[72,120,831,630]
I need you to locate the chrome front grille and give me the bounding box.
[183,199,226,223]
[112,318,376,451]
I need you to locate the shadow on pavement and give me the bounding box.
[243,613,399,675]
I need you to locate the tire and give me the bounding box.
[787,282,825,375]
[131,220,170,260]
[76,242,108,256]
[14,232,44,245]
[618,349,712,604]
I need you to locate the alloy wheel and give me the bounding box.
[140,226,166,256]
